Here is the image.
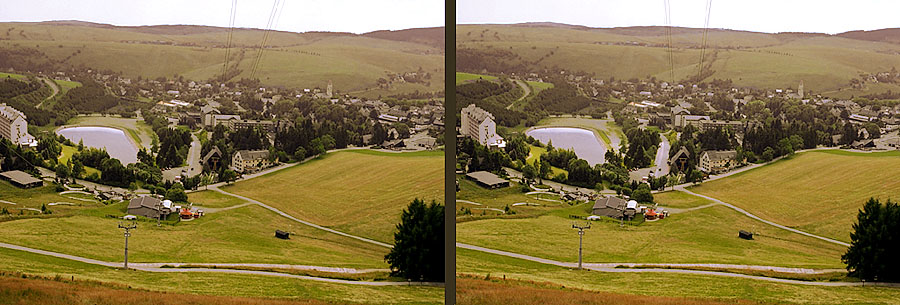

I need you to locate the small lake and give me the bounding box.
[526,127,606,166]
[57,126,138,165]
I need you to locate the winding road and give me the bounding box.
[506,79,531,110]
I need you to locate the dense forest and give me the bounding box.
[456,79,529,127]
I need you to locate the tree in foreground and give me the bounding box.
[385,198,444,282]
[842,198,900,281]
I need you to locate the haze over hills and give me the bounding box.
[0,21,444,98]
[457,23,900,98]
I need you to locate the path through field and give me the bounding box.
[35,77,59,109]
[507,79,531,110]
[0,242,437,286]
[456,243,893,287]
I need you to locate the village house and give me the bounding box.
[231,149,272,173]
[592,196,637,220]
[127,196,169,219]
[698,150,741,174]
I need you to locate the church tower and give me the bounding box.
[798,80,804,99]
[326,80,333,98]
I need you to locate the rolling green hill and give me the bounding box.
[457,24,900,94]
[0,21,444,98]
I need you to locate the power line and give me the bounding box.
[697,0,713,81]
[664,0,675,84]
[222,0,238,82]
[572,222,591,270]
[250,0,282,80]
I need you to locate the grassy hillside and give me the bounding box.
[457,201,845,268]
[457,24,900,93]
[457,248,900,305]
[0,22,444,97]
[0,247,442,304]
[690,150,900,243]
[222,150,444,243]
[0,203,389,269]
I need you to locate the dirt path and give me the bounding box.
[0,242,438,286]
[36,77,59,109]
[456,243,890,287]
[675,187,850,247]
[506,79,531,110]
[209,186,393,249]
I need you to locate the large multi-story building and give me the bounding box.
[0,103,35,146]
[698,150,740,174]
[231,149,272,173]
[460,104,505,149]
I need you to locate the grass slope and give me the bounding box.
[0,247,442,304]
[457,24,900,93]
[457,203,845,268]
[0,204,389,269]
[690,150,900,243]
[222,150,443,243]
[0,22,444,97]
[457,248,900,305]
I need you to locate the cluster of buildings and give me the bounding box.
[590,196,668,221]
[127,196,203,220]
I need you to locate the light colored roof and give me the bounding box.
[702,150,738,162]
[465,171,508,186]
[0,103,26,121]
[0,170,40,185]
[462,104,494,124]
[236,149,269,160]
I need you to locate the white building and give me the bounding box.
[0,103,35,146]
[460,104,505,149]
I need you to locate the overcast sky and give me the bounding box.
[0,0,444,34]
[458,0,900,34]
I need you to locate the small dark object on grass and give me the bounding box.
[739,230,753,240]
[274,230,290,239]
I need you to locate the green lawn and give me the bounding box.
[188,190,247,209]
[0,180,98,212]
[690,150,900,243]
[58,145,101,177]
[654,190,716,209]
[457,203,845,268]
[0,247,442,304]
[0,204,389,269]
[525,145,568,176]
[222,150,444,243]
[456,178,565,220]
[457,248,900,305]
[456,72,498,84]
[0,72,26,80]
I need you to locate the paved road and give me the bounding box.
[0,242,438,286]
[456,243,893,287]
[654,133,670,177]
[162,133,202,182]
